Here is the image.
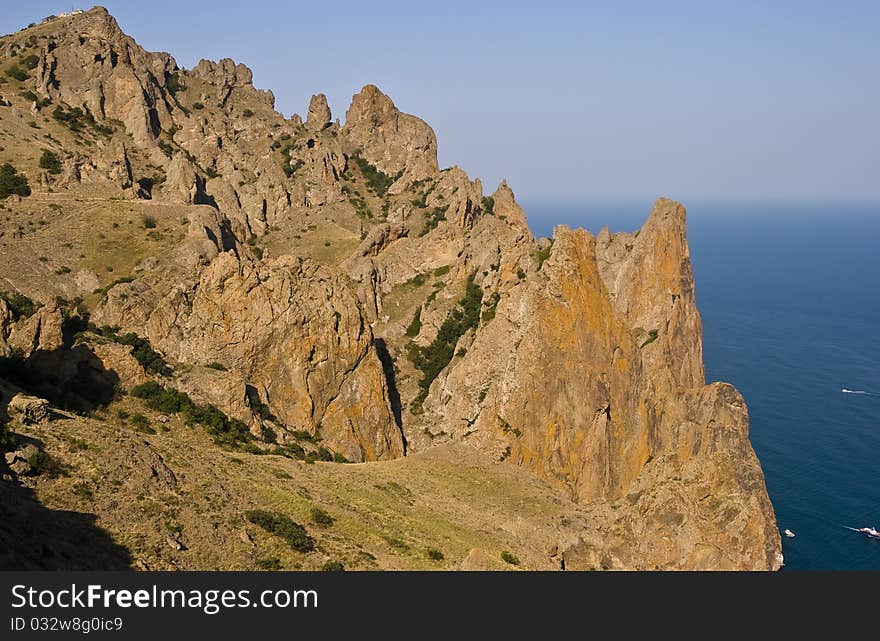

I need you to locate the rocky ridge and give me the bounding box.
[0,7,780,570]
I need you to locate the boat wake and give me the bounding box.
[844,525,880,540]
[841,389,880,396]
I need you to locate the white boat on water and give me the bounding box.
[844,525,880,540]
[784,529,796,538]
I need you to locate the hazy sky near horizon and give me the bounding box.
[2,1,877,203]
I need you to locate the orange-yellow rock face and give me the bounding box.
[424,200,781,569]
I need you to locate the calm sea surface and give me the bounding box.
[522,200,880,570]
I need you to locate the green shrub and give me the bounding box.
[245,510,315,553]
[426,548,444,561]
[310,507,335,528]
[21,54,40,70]
[0,163,31,199]
[39,149,62,174]
[192,101,204,110]
[383,536,409,550]
[534,244,553,271]
[206,362,227,371]
[283,158,304,178]
[0,290,39,319]
[131,381,166,401]
[352,153,398,196]
[408,275,482,405]
[517,268,526,280]
[411,192,428,209]
[290,429,319,443]
[242,108,254,118]
[26,449,62,478]
[256,557,282,571]
[321,561,344,572]
[260,425,277,444]
[481,196,495,215]
[52,105,111,135]
[165,71,185,95]
[501,551,520,566]
[92,277,135,300]
[341,184,372,218]
[157,140,175,157]
[130,413,151,432]
[481,291,500,323]
[434,265,451,277]
[279,442,305,459]
[405,306,422,337]
[19,89,38,102]
[315,446,334,462]
[130,380,252,448]
[142,215,157,229]
[5,65,28,81]
[640,329,659,348]
[115,331,172,376]
[419,205,449,236]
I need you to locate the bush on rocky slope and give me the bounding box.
[39,149,62,174]
[0,290,39,319]
[245,510,315,553]
[352,153,399,196]
[408,275,483,409]
[0,163,31,199]
[131,381,252,448]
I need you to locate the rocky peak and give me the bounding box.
[190,58,274,110]
[343,84,439,188]
[10,6,177,153]
[306,93,331,130]
[595,198,704,392]
[192,58,254,88]
[490,180,530,231]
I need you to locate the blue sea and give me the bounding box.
[523,200,880,571]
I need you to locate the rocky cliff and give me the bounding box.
[0,7,781,570]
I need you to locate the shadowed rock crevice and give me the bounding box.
[374,338,405,454]
[0,345,120,413]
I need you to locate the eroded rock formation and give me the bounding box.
[0,8,780,569]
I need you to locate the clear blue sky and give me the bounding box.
[2,1,877,202]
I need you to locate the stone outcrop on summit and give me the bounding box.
[343,84,440,189]
[0,7,780,570]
